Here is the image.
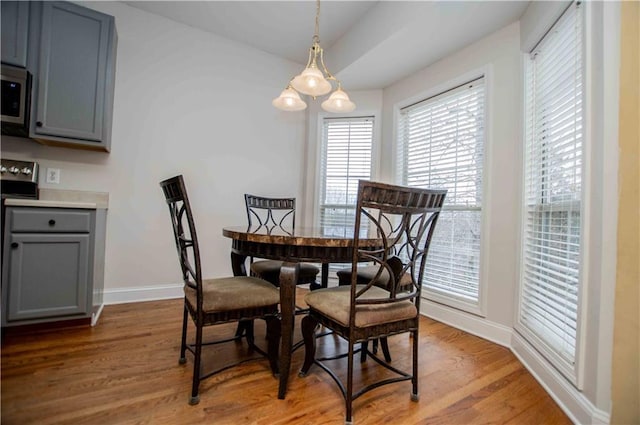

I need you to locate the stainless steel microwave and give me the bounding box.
[1,64,31,137]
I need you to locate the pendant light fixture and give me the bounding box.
[272,0,355,113]
[272,85,307,111]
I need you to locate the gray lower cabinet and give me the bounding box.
[1,1,30,67]
[27,1,117,152]
[7,233,90,321]
[1,206,106,327]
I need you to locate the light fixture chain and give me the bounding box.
[313,0,320,43]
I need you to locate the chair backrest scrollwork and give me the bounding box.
[160,175,203,309]
[350,180,447,323]
[244,194,296,232]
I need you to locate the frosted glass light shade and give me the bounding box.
[272,87,307,111]
[291,65,332,97]
[321,88,356,113]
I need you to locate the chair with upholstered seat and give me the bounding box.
[244,194,320,288]
[160,175,281,405]
[299,180,446,424]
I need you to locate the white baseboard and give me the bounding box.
[91,303,104,326]
[421,299,512,347]
[511,332,611,425]
[103,283,183,305]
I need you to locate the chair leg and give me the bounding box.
[265,316,281,375]
[190,322,203,405]
[380,337,392,363]
[299,315,318,376]
[360,341,368,363]
[345,339,355,425]
[234,322,244,337]
[235,319,254,338]
[179,303,188,364]
[411,329,419,402]
[245,319,256,349]
[360,338,391,363]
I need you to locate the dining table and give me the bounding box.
[222,224,382,399]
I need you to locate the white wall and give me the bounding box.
[1,2,307,301]
[380,22,522,331]
[519,0,571,52]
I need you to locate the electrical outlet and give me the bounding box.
[46,168,61,184]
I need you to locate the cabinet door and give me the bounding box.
[1,1,29,67]
[6,233,90,321]
[33,1,111,143]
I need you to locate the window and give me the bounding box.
[518,1,583,382]
[318,117,374,236]
[397,78,485,310]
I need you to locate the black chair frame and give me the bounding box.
[299,180,446,424]
[160,175,281,405]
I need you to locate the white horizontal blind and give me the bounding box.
[398,79,484,303]
[319,117,373,236]
[520,2,583,367]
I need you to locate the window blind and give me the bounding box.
[319,117,373,236]
[398,78,484,304]
[520,2,583,368]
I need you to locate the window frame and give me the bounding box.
[515,0,587,388]
[313,112,380,232]
[392,69,492,317]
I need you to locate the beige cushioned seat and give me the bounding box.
[336,265,413,291]
[304,285,417,328]
[251,260,319,283]
[184,276,280,312]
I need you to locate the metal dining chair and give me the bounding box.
[234,194,322,340]
[160,175,281,405]
[299,180,447,424]
[244,194,320,288]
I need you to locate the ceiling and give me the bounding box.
[124,1,529,90]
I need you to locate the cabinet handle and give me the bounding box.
[48,219,56,226]
[36,121,43,127]
[11,242,18,248]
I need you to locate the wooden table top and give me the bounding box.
[222,225,381,248]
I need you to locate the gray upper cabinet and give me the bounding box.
[29,1,117,152]
[1,1,29,67]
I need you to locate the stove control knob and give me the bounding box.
[9,166,20,174]
[0,166,6,173]
[21,167,32,175]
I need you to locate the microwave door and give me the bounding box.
[1,79,26,125]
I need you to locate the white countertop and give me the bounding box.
[4,198,99,209]
[4,189,109,209]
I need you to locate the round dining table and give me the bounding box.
[222,224,381,399]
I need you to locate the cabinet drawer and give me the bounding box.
[10,208,92,233]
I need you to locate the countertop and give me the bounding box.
[4,189,109,209]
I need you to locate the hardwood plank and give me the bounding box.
[1,297,571,424]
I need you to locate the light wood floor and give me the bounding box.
[1,296,571,425]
